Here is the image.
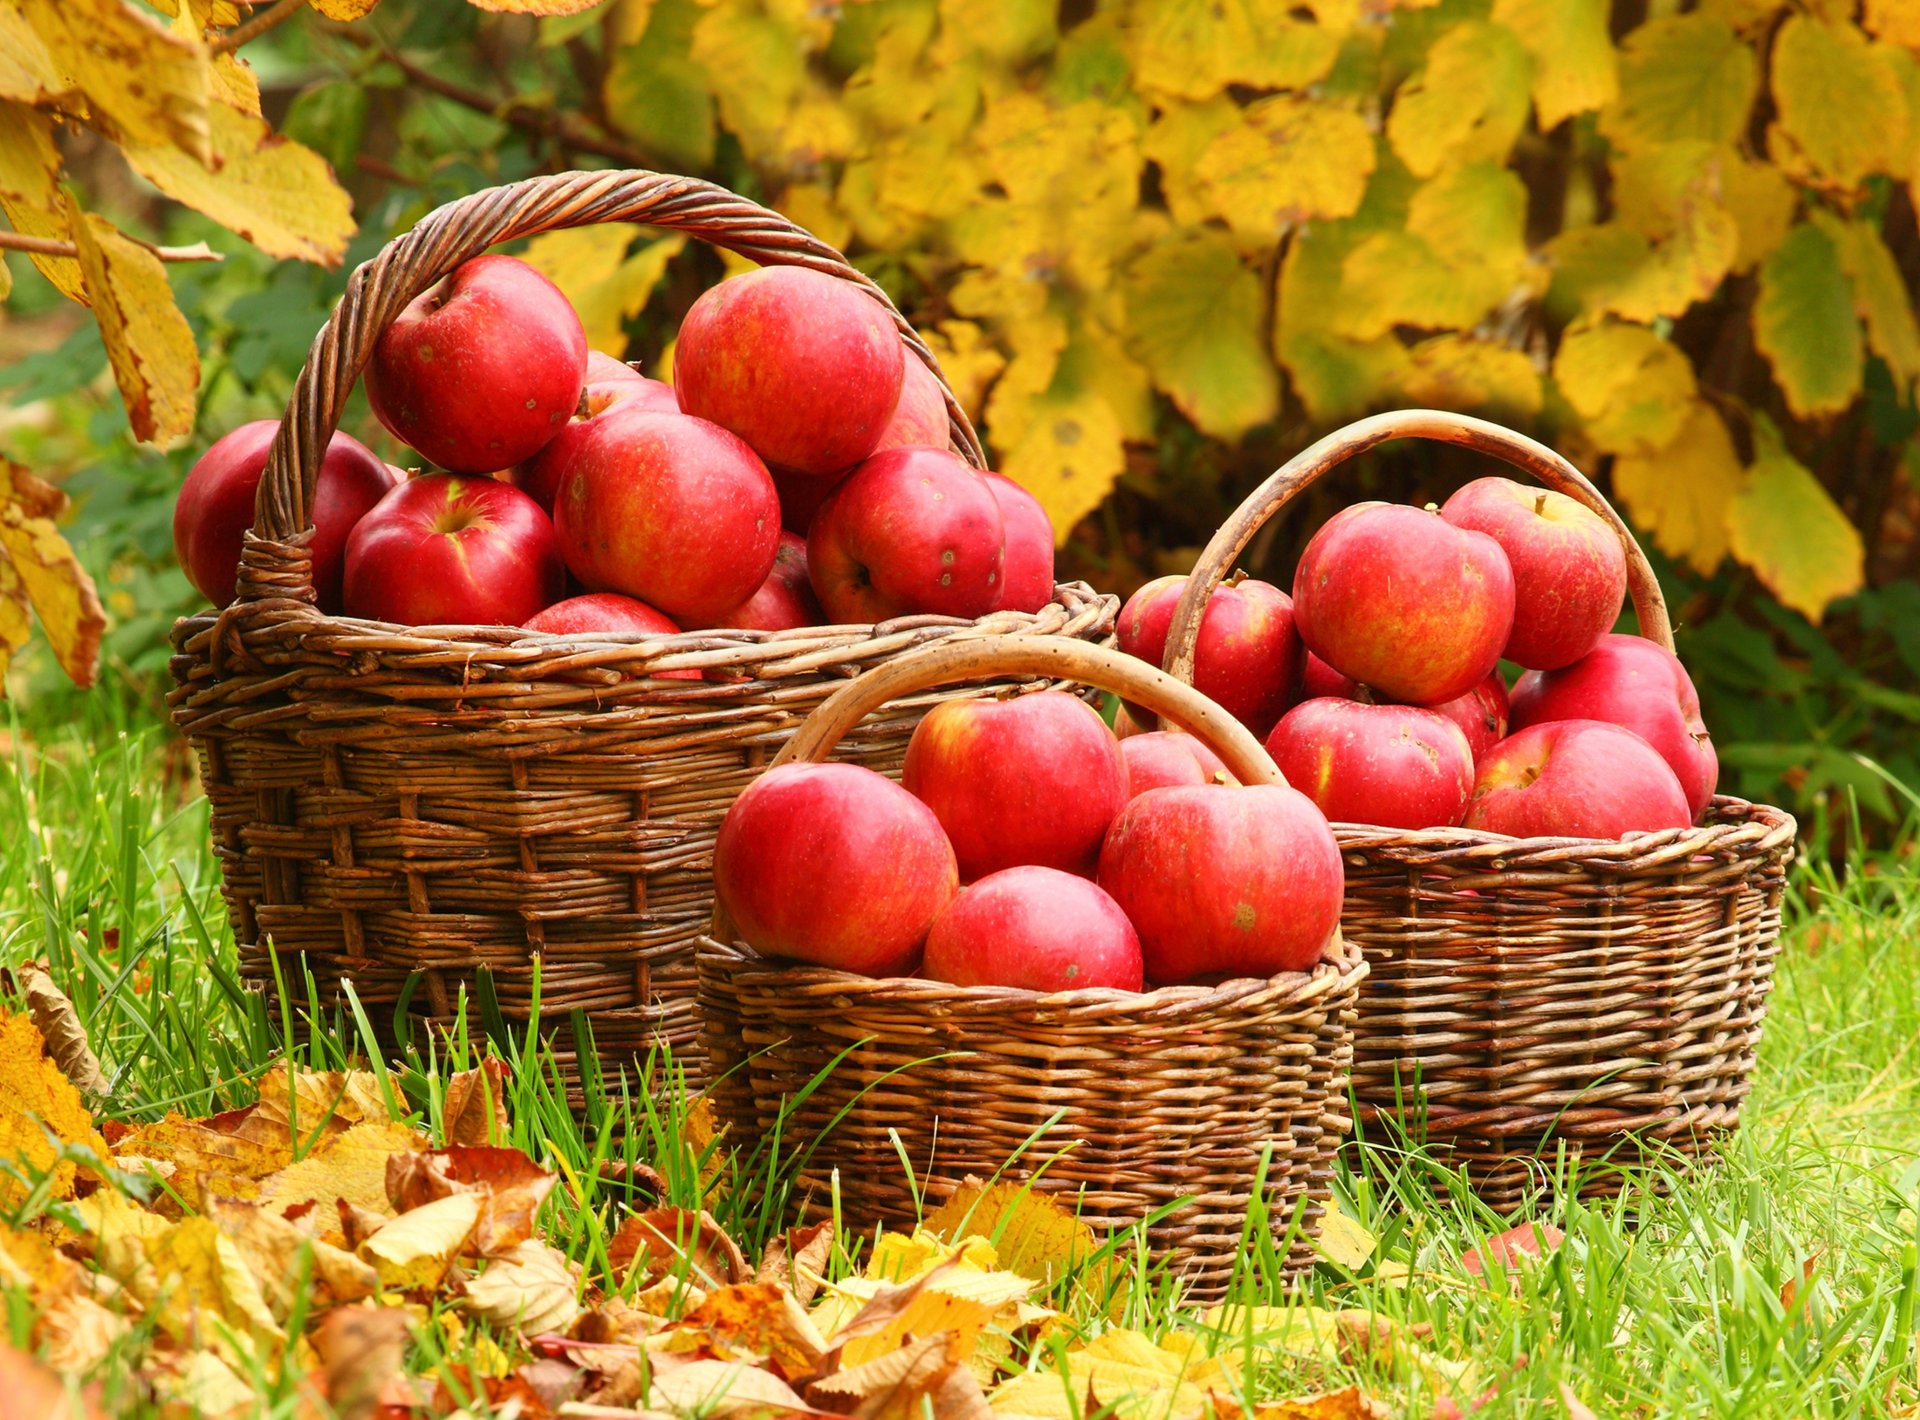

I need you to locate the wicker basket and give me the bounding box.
[1162,409,1797,1208]
[697,634,1368,1302]
[166,170,1116,1101]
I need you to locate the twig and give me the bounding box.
[0,229,224,263]
[335,27,660,171]
[210,0,307,54]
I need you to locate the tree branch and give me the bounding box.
[335,27,661,172]
[0,229,223,263]
[210,0,307,55]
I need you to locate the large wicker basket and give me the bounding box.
[166,171,1115,1100]
[697,635,1368,1303]
[1163,409,1797,1209]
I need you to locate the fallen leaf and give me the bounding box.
[146,1346,257,1416]
[258,1120,432,1236]
[11,964,107,1097]
[141,1214,281,1343]
[1238,1388,1391,1419]
[465,1239,582,1335]
[1780,1249,1823,1322]
[1314,1209,1378,1271]
[35,1293,126,1375]
[441,1059,510,1147]
[666,1282,829,1381]
[989,1326,1210,1417]
[314,1303,412,1420]
[813,1328,990,1419]
[648,1356,823,1416]
[202,1193,378,1316]
[925,1182,1101,1290]
[251,1062,389,1137]
[1558,1381,1599,1419]
[758,1220,834,1305]
[357,1191,482,1290]
[0,1008,110,1209]
[0,1342,104,1419]
[387,1145,556,1257]
[1460,1222,1565,1278]
[610,1206,749,1290]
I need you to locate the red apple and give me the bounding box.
[689,531,822,632]
[553,408,780,625]
[1116,575,1301,739]
[1440,477,1627,670]
[674,266,904,477]
[1508,633,1718,819]
[510,377,678,513]
[1265,699,1474,830]
[521,593,698,679]
[173,420,398,612]
[808,447,1004,623]
[1097,785,1344,982]
[873,356,949,452]
[713,762,958,976]
[983,471,1055,614]
[772,464,847,535]
[903,690,1127,881]
[1417,669,1510,763]
[1120,731,1234,797]
[586,351,646,385]
[922,866,1143,992]
[1300,652,1360,703]
[1293,502,1515,706]
[342,474,564,626]
[1464,720,1692,839]
[364,255,587,473]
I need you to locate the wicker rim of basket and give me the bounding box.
[225,168,991,631]
[713,632,1358,989]
[698,930,1368,1019]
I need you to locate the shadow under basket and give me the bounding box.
[1337,797,1796,1208]
[699,936,1367,1302]
[693,632,1372,1304]
[164,167,1117,1105]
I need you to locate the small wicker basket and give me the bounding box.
[697,634,1368,1302]
[166,171,1115,1100]
[1164,409,1797,1209]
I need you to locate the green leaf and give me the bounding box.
[1387,19,1531,178]
[1767,15,1910,192]
[1275,220,1411,423]
[1726,415,1864,622]
[1552,322,1697,456]
[1120,230,1277,441]
[1753,221,1864,420]
[1600,14,1756,154]
[1611,401,1742,574]
[604,0,716,170]
[1817,213,1920,391]
[1492,0,1618,130]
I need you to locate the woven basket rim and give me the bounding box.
[696,930,1368,1018]
[1325,794,1796,865]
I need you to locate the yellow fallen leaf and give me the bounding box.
[836,1266,1035,1370]
[814,1327,993,1418]
[66,200,199,448]
[146,1345,256,1418]
[0,1008,109,1209]
[35,1293,128,1375]
[864,1228,1000,1286]
[925,1182,1103,1292]
[990,1327,1213,1418]
[75,1188,170,1299]
[647,1357,815,1415]
[358,1191,482,1291]
[201,1194,379,1317]
[143,1215,281,1342]
[662,1281,828,1378]
[0,461,107,692]
[462,1238,580,1335]
[257,1119,431,1236]
[1314,1208,1378,1271]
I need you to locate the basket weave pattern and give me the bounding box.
[696,635,1368,1301]
[165,170,1116,1091]
[1165,410,1798,1206]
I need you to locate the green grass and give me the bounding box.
[2,681,1917,1417]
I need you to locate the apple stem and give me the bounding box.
[1535,493,1548,516]
[1423,502,1439,514]
[1224,568,1249,589]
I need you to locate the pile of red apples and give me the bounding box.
[173,256,1055,637]
[714,692,1345,992]
[1119,480,1716,842]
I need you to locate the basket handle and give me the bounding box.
[772,634,1285,788]
[1164,409,1672,689]
[242,169,984,605]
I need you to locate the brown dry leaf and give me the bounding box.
[116,1108,293,1199]
[1242,1387,1391,1419]
[66,200,200,448]
[257,1119,431,1235]
[1781,1249,1822,1322]
[465,1239,583,1335]
[1461,1222,1565,1278]
[386,1145,556,1256]
[14,963,108,1097]
[357,1190,482,1290]
[314,1303,412,1420]
[664,1281,830,1382]
[1557,1381,1599,1419]
[17,0,212,162]
[832,1266,1033,1372]
[251,1062,389,1137]
[647,1356,824,1416]
[0,462,107,692]
[202,1193,379,1315]
[35,1293,129,1375]
[442,1058,510,1146]
[0,100,85,301]
[611,1206,749,1290]
[758,1220,834,1305]
[0,1340,106,1419]
[813,1328,990,1419]
[0,1008,110,1208]
[145,1345,257,1417]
